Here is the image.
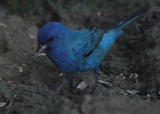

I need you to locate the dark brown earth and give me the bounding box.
[0,0,160,114]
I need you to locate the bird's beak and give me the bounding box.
[37,44,47,56]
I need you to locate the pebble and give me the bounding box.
[147,94,150,98]
[77,81,88,90]
[7,81,12,83]
[97,11,101,16]
[59,73,64,76]
[0,22,7,28]
[18,67,23,72]
[126,90,138,94]
[29,35,35,39]
[22,64,26,66]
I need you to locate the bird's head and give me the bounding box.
[37,22,67,56]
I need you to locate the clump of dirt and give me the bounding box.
[0,0,160,113]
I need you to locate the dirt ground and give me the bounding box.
[0,0,160,114]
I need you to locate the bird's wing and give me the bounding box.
[71,28,104,58]
[84,28,104,57]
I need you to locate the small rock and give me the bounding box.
[147,94,150,98]
[18,67,23,72]
[0,102,7,108]
[29,35,35,39]
[7,81,12,83]
[126,90,138,94]
[97,11,101,16]
[0,22,7,28]
[22,64,26,66]
[122,76,126,79]
[59,73,64,76]
[97,80,112,87]
[77,81,88,90]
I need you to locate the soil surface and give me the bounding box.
[0,0,160,114]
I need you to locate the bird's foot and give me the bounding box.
[92,67,101,94]
[95,71,103,75]
[56,80,68,93]
[95,66,102,75]
[56,73,73,94]
[90,82,98,95]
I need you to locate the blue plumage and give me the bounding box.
[37,14,143,92]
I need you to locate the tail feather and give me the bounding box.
[117,13,144,30]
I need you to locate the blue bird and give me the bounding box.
[37,14,143,92]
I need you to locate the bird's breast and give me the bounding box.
[47,46,81,73]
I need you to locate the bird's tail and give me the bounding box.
[116,13,144,30]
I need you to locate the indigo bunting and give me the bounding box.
[37,14,143,92]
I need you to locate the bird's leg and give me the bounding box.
[95,66,101,75]
[91,74,99,94]
[65,73,73,91]
[56,73,72,93]
[56,80,67,92]
[91,66,100,94]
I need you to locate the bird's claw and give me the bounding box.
[55,80,68,93]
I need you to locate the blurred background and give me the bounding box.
[0,0,160,114]
[0,0,148,27]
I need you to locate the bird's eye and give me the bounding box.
[45,37,54,44]
[48,37,54,42]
